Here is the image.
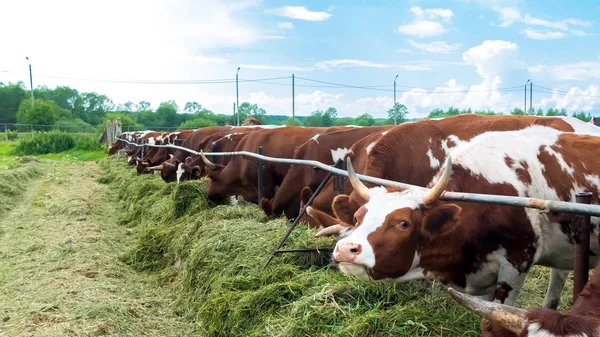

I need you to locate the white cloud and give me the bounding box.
[528,62,600,81]
[267,6,332,21]
[240,64,313,72]
[522,29,566,40]
[186,55,230,64]
[395,48,411,53]
[398,6,453,37]
[407,40,461,53]
[400,65,433,71]
[494,7,591,38]
[277,22,294,30]
[315,59,391,69]
[397,20,446,37]
[538,85,600,112]
[410,6,454,23]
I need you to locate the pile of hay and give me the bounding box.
[99,156,572,337]
[0,156,45,215]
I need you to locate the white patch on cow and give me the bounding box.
[176,163,184,184]
[147,137,156,145]
[334,187,424,278]
[441,135,465,154]
[526,322,587,337]
[229,196,238,206]
[365,142,377,155]
[310,134,320,144]
[394,253,424,282]
[233,125,287,129]
[344,125,363,128]
[330,148,352,163]
[541,144,574,176]
[426,149,440,169]
[381,131,389,135]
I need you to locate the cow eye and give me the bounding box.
[399,221,409,228]
[353,216,357,224]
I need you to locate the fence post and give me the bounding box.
[257,146,263,202]
[4,124,7,141]
[30,124,34,138]
[573,191,593,301]
[332,159,345,194]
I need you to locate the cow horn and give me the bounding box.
[315,224,348,238]
[169,154,174,160]
[422,155,452,205]
[200,150,216,170]
[163,161,176,169]
[147,164,163,171]
[447,288,527,334]
[346,158,369,201]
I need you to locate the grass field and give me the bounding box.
[0,145,578,337]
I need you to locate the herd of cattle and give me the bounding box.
[109,114,600,337]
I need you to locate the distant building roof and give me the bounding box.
[590,117,600,127]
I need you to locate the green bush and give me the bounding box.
[6,129,18,140]
[55,117,95,133]
[14,131,101,155]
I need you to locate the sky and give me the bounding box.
[0,0,599,119]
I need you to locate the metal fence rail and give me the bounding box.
[118,139,600,217]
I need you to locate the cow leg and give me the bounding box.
[492,265,526,306]
[542,268,568,310]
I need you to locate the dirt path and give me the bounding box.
[0,161,192,337]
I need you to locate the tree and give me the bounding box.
[179,117,217,129]
[510,107,525,115]
[546,108,567,116]
[536,108,544,116]
[572,111,592,122]
[284,117,302,126]
[105,112,138,128]
[333,117,355,126]
[156,101,179,127]
[321,107,337,127]
[184,102,202,113]
[355,113,376,126]
[237,102,268,124]
[16,99,66,125]
[0,82,26,123]
[137,101,151,111]
[116,101,136,112]
[387,103,408,125]
[79,92,114,125]
[303,110,324,126]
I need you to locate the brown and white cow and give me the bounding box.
[124,131,162,166]
[260,126,393,219]
[135,130,195,174]
[332,125,600,312]
[298,130,390,229]
[200,126,354,203]
[448,258,600,337]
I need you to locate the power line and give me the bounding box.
[532,84,600,98]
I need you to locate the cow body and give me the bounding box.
[203,126,352,203]
[135,130,195,174]
[333,126,600,311]
[261,126,393,219]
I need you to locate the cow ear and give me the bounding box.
[185,156,192,164]
[300,187,313,207]
[421,204,462,238]
[332,195,360,226]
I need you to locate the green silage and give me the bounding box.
[0,157,45,215]
[99,156,567,337]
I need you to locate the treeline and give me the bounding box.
[0,82,595,131]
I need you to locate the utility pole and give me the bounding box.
[26,56,34,107]
[524,79,530,113]
[233,102,236,124]
[236,67,240,126]
[292,74,295,123]
[394,74,399,125]
[530,81,533,114]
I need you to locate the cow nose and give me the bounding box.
[334,241,362,262]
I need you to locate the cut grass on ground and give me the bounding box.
[99,155,577,337]
[0,159,193,336]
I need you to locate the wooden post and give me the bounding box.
[4,124,8,141]
[573,192,593,300]
[30,124,34,138]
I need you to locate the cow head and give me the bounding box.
[179,157,203,182]
[136,158,151,175]
[332,156,458,282]
[200,151,230,200]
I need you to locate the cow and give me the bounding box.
[330,125,600,319]
[176,131,252,182]
[304,115,597,234]
[260,126,393,220]
[135,130,195,175]
[448,258,600,337]
[200,126,356,204]
[296,130,391,229]
[124,131,162,166]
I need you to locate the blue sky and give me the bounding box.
[1,0,599,118]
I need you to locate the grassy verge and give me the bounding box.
[0,159,192,336]
[99,156,577,337]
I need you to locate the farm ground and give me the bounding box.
[0,159,192,336]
